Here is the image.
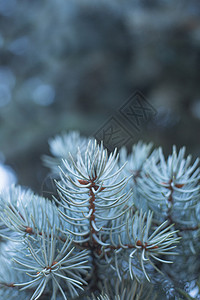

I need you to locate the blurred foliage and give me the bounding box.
[0,0,199,192]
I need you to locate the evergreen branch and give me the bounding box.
[13,229,91,299]
[0,185,61,240]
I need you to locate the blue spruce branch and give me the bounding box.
[0,131,199,299]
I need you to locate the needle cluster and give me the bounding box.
[0,131,199,299]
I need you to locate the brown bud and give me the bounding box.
[78,179,89,185]
[136,240,143,247]
[175,183,184,188]
[25,227,33,234]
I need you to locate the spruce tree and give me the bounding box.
[0,131,199,299]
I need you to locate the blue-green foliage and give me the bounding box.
[0,131,199,299]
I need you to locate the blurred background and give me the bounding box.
[0,0,200,193]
